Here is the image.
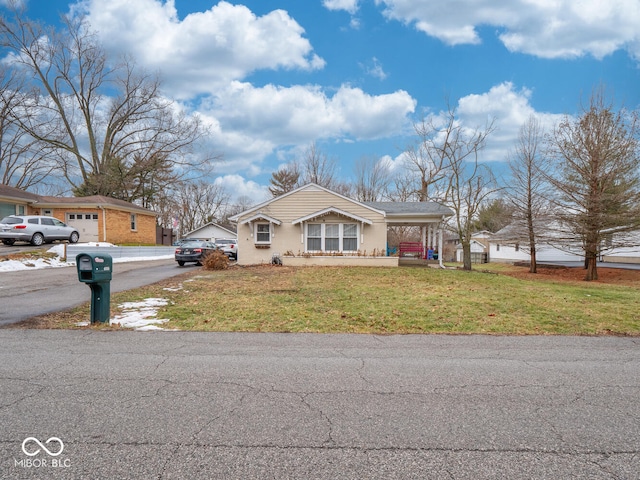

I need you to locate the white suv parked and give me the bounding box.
[214,238,238,260]
[0,215,80,246]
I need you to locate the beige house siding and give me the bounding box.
[235,186,388,265]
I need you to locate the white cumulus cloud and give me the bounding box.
[213,174,269,205]
[323,0,360,15]
[375,0,640,59]
[76,0,325,98]
[199,82,415,169]
[452,82,564,162]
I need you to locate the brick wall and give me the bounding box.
[26,205,157,244]
[105,209,156,244]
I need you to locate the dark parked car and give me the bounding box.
[174,240,218,266]
[0,215,80,246]
[172,237,200,246]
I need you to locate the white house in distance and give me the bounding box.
[229,183,453,266]
[490,223,591,263]
[455,231,492,263]
[183,222,237,242]
[490,220,640,264]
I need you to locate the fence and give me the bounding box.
[65,244,175,262]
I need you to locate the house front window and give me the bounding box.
[256,223,271,243]
[325,224,339,251]
[343,223,357,251]
[306,223,358,253]
[307,224,321,250]
[130,214,137,230]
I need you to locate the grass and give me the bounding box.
[19,264,640,335]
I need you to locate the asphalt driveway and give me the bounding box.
[0,258,187,325]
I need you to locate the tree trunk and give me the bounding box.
[529,245,537,274]
[462,241,472,271]
[585,254,598,281]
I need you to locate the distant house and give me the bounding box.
[456,238,490,263]
[0,184,158,244]
[602,230,640,264]
[228,183,453,266]
[183,222,237,241]
[453,231,492,263]
[490,223,584,263]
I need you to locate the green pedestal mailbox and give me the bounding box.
[76,253,113,323]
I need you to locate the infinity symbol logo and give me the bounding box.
[21,437,64,457]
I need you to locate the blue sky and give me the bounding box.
[4,0,640,203]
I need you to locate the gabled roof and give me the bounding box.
[0,184,155,215]
[36,195,154,214]
[185,222,237,237]
[239,213,282,225]
[229,183,385,222]
[0,184,41,202]
[292,207,373,225]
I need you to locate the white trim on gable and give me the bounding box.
[292,207,373,226]
[240,213,282,226]
[184,222,237,238]
[228,183,385,222]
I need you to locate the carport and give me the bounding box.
[364,201,454,267]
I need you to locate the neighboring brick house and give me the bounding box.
[0,184,157,244]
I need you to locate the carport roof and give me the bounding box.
[364,201,453,218]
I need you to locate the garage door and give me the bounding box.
[66,213,99,242]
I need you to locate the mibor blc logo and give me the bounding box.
[15,437,70,469]
[22,437,64,456]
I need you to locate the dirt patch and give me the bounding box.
[500,265,640,286]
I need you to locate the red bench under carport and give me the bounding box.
[398,242,424,258]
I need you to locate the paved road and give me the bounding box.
[0,332,638,479]
[0,259,192,325]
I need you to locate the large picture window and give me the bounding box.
[306,223,358,252]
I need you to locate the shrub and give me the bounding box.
[202,250,229,270]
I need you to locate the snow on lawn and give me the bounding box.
[108,298,176,331]
[0,243,172,272]
[4,243,182,331]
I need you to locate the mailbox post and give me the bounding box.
[76,253,113,323]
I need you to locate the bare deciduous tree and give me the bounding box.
[299,141,337,189]
[439,107,497,271]
[169,181,230,237]
[353,155,392,202]
[507,115,552,273]
[0,65,57,189]
[403,115,451,202]
[0,8,214,202]
[547,88,640,281]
